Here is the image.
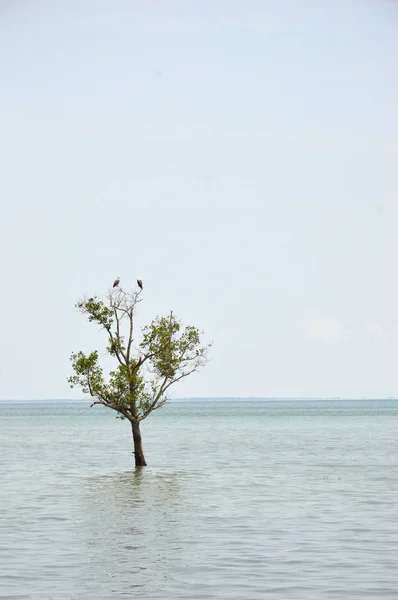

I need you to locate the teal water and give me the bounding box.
[1,399,397,599]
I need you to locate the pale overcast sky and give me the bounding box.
[1,0,398,399]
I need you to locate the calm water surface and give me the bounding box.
[0,399,397,599]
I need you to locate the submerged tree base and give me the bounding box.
[132,421,147,467]
[133,452,147,467]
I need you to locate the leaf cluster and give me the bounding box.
[76,297,114,330]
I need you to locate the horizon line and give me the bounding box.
[1,396,398,402]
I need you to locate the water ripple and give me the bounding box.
[1,400,398,599]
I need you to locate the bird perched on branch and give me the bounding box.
[137,279,143,290]
[113,277,120,288]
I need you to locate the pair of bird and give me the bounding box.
[113,277,143,290]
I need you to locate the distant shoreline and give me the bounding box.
[1,397,398,403]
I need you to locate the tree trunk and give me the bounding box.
[131,420,147,467]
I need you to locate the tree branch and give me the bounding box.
[87,378,94,396]
[132,352,155,373]
[126,306,135,363]
[163,367,198,392]
[139,375,168,420]
[104,328,124,366]
[108,287,141,365]
[140,363,197,420]
[141,365,199,419]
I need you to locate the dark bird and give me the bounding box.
[137,278,143,290]
[113,277,120,288]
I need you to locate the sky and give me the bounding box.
[1,0,398,400]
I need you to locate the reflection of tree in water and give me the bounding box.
[77,470,188,597]
[85,469,182,509]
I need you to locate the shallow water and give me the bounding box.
[1,399,397,599]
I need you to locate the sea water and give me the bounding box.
[0,399,397,599]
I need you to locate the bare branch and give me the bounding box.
[106,286,143,365]
[162,368,198,396]
[127,308,134,363]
